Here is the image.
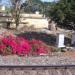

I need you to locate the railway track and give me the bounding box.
[0,65,75,75]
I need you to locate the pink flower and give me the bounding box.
[17,40,31,55]
[0,44,6,50]
[0,34,50,56]
[37,47,48,55]
[2,37,8,44]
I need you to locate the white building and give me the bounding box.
[0,5,5,12]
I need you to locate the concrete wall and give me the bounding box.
[0,13,48,29]
[19,18,48,29]
[20,13,43,18]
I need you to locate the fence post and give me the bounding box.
[56,33,65,48]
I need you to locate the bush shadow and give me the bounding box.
[17,32,56,46]
[17,32,71,47]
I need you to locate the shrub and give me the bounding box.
[0,33,53,56]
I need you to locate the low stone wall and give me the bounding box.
[0,13,48,29]
[20,13,43,18]
[19,18,48,29]
[0,18,48,29]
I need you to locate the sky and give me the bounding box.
[41,0,55,2]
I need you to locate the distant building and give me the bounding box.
[0,5,6,13]
[0,5,7,16]
[35,11,40,14]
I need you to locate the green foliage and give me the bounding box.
[49,0,75,30]
[21,0,42,13]
[21,0,52,15]
[5,7,11,13]
[55,48,65,52]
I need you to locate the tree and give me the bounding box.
[21,0,52,16]
[49,0,75,30]
[21,0,43,13]
[10,0,44,29]
[10,0,24,29]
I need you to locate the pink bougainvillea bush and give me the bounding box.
[0,33,53,56]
